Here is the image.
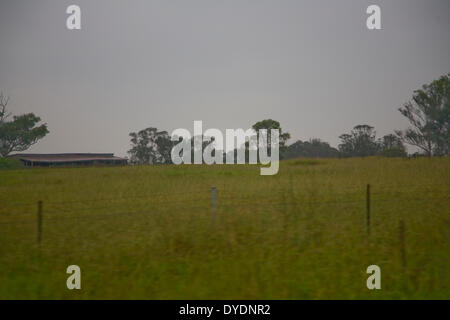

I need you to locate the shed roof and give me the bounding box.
[9,153,127,162]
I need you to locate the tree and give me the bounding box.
[283,138,339,159]
[128,127,175,164]
[338,125,379,157]
[396,74,450,156]
[184,135,220,164]
[0,93,49,157]
[252,119,290,158]
[377,134,407,157]
[154,131,175,164]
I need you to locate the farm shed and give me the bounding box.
[8,153,128,167]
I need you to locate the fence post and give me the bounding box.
[399,219,406,270]
[211,186,217,223]
[37,200,43,244]
[366,184,371,236]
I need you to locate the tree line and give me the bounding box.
[0,73,448,161]
[128,74,449,163]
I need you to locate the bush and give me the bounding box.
[0,158,24,169]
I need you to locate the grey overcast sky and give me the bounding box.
[0,0,449,157]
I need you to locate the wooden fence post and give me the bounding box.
[399,219,406,270]
[366,184,371,236]
[37,200,43,244]
[211,187,217,223]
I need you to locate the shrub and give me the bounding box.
[0,158,23,169]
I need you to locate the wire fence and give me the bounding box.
[0,183,449,229]
[1,181,449,209]
[1,182,448,277]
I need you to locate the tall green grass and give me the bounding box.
[0,157,449,299]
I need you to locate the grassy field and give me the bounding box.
[0,157,449,299]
